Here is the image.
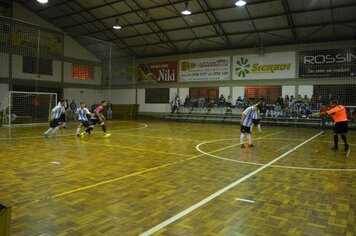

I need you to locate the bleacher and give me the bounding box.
[163,106,355,129]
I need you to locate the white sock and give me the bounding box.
[51,127,59,135]
[76,128,80,135]
[44,128,53,134]
[240,133,244,145]
[258,124,261,133]
[250,123,254,132]
[62,122,66,127]
[247,133,251,145]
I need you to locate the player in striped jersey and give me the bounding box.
[82,101,111,138]
[240,104,260,148]
[43,98,65,138]
[250,108,262,134]
[75,102,92,137]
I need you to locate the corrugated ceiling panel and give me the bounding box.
[333,6,356,22]
[288,0,330,11]
[293,10,332,26]
[223,21,255,34]
[248,1,284,18]
[214,8,249,21]
[158,18,187,31]
[254,15,289,31]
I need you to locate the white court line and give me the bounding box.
[0,122,148,141]
[51,161,61,165]
[276,144,291,152]
[235,198,255,203]
[139,131,324,236]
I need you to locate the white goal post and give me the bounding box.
[3,91,57,127]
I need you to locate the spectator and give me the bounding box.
[226,96,232,107]
[218,94,226,107]
[107,102,113,120]
[69,99,77,119]
[236,96,244,108]
[284,95,290,103]
[277,96,284,106]
[320,104,328,129]
[274,104,283,118]
[170,95,180,114]
[184,95,190,107]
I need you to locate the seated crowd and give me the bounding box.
[181,93,356,121]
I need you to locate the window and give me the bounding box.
[189,87,219,99]
[72,64,94,80]
[145,88,169,103]
[23,56,53,76]
[244,86,281,104]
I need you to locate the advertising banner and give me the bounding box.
[179,57,230,81]
[111,64,135,85]
[232,52,296,80]
[137,61,177,83]
[299,48,356,77]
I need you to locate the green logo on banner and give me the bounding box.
[235,57,250,78]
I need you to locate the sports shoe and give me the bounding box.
[104,133,112,138]
[345,144,349,151]
[240,144,246,148]
[248,144,255,147]
[43,132,48,138]
[76,134,80,137]
[331,146,338,151]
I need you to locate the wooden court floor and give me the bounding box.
[0,120,355,236]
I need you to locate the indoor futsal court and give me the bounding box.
[1,0,356,235]
[0,121,355,235]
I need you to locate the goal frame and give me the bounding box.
[6,91,57,127]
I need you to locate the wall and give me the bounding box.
[0,53,9,78]
[63,88,102,108]
[9,2,102,87]
[103,89,136,104]
[219,87,230,99]
[179,87,189,102]
[298,85,314,98]
[282,86,296,97]
[137,89,169,113]
[232,87,244,105]
[12,55,62,82]
[0,84,9,111]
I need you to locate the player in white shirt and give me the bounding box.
[240,104,260,148]
[59,99,69,128]
[250,108,262,134]
[43,99,65,138]
[75,102,92,137]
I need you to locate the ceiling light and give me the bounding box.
[113,18,121,30]
[37,0,48,3]
[235,0,246,7]
[181,1,192,15]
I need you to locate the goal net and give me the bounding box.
[3,91,57,126]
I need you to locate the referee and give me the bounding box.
[319,100,349,151]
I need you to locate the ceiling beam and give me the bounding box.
[80,2,356,40]
[329,0,336,36]
[129,0,179,53]
[70,0,137,57]
[61,0,277,30]
[281,0,297,40]
[114,19,356,49]
[196,0,233,48]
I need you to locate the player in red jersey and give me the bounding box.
[82,101,111,138]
